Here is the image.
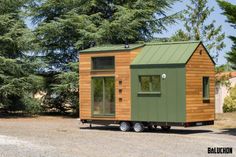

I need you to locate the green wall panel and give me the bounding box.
[131,66,186,122]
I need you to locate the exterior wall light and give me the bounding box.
[162,74,166,79]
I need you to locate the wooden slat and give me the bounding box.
[186,44,215,122]
[79,48,142,121]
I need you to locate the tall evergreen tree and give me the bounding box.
[0,0,44,113]
[171,0,225,62]
[27,0,179,112]
[217,0,236,69]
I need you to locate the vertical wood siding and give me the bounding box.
[79,48,142,120]
[186,44,215,122]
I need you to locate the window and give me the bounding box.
[92,77,115,116]
[92,57,114,70]
[203,77,210,100]
[139,75,161,93]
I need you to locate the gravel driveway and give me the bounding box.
[0,116,235,157]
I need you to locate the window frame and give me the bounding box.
[202,76,210,100]
[138,75,161,94]
[91,76,115,117]
[91,56,115,71]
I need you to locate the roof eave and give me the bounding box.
[200,42,216,65]
[130,63,186,68]
[185,41,216,65]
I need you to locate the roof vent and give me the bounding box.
[124,41,129,48]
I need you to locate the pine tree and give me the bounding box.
[0,0,44,113]
[27,0,179,112]
[50,63,79,113]
[171,0,225,62]
[171,30,190,41]
[217,0,236,69]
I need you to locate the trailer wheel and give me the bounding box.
[133,122,144,132]
[119,122,131,132]
[161,126,171,131]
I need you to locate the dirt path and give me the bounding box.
[0,116,235,157]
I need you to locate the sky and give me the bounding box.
[157,0,236,65]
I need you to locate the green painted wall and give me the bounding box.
[131,65,186,122]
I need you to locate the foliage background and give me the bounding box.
[0,0,235,114]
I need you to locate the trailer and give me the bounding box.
[79,41,215,132]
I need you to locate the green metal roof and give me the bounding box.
[80,44,144,53]
[131,41,201,65]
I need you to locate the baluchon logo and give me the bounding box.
[208,147,233,154]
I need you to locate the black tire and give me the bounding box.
[133,122,145,132]
[161,126,171,131]
[119,122,131,132]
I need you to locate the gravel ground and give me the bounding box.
[0,116,235,157]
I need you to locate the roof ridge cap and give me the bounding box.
[145,40,201,46]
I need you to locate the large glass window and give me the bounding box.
[203,77,210,99]
[92,78,103,115]
[139,75,161,92]
[92,57,114,70]
[104,78,115,114]
[92,77,115,116]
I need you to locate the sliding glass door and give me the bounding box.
[92,77,115,116]
[92,78,103,115]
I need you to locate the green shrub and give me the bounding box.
[223,86,236,112]
[21,96,42,114]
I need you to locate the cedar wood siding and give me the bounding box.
[186,44,215,122]
[79,48,142,121]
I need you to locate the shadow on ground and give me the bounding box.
[0,113,33,119]
[0,112,78,119]
[216,128,236,136]
[80,125,213,135]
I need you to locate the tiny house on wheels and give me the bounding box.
[79,41,215,132]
